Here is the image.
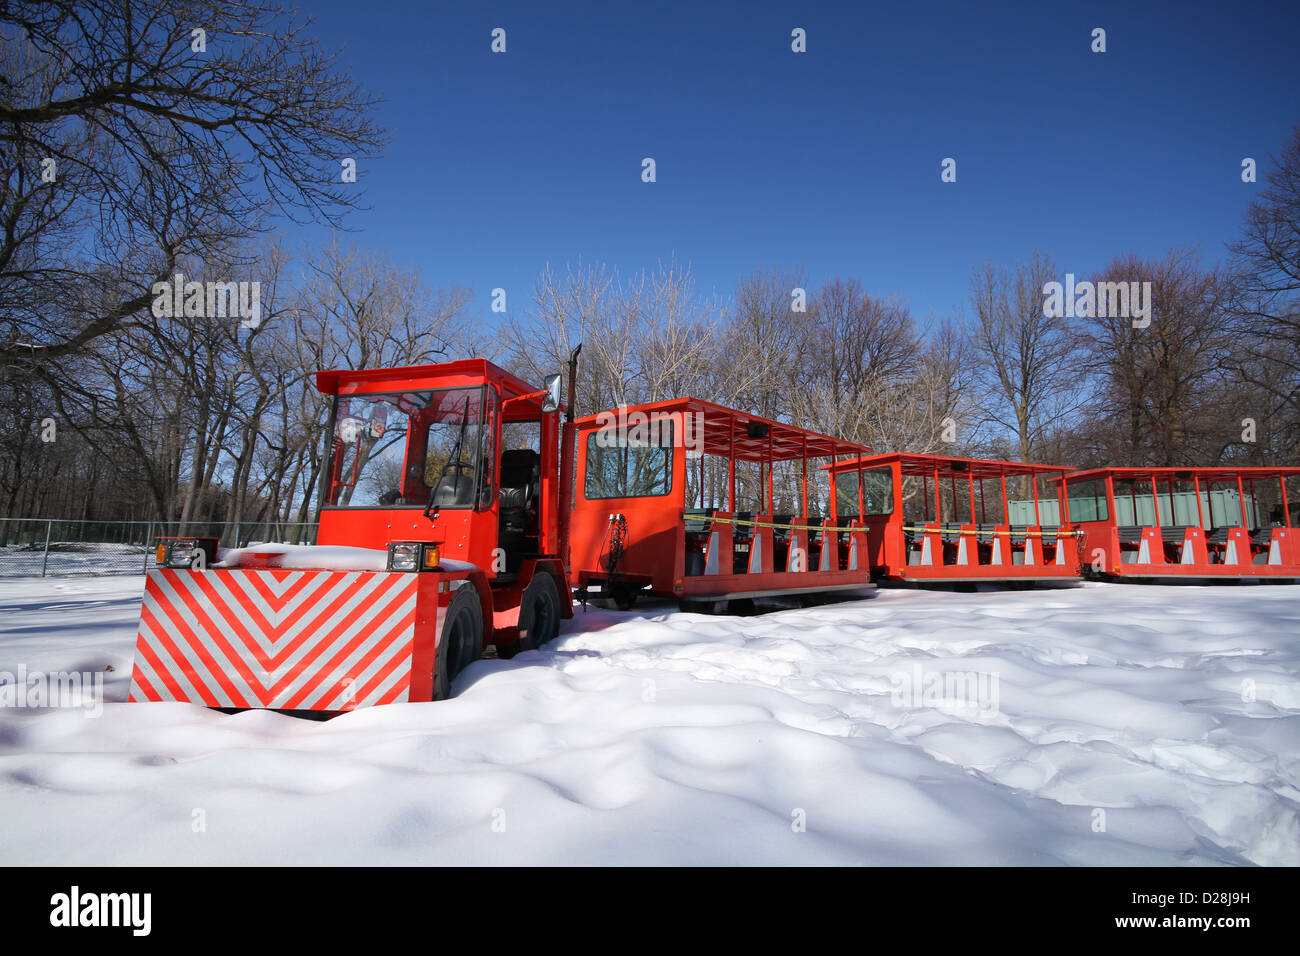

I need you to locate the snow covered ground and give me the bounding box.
[0,542,150,577]
[0,575,1297,866]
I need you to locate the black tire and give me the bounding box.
[602,582,639,610]
[513,572,562,654]
[433,584,484,701]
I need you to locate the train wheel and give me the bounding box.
[677,598,724,614]
[603,582,639,610]
[514,572,562,653]
[433,584,484,701]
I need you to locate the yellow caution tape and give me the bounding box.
[691,516,1079,537]
[901,525,1080,538]
[700,515,843,534]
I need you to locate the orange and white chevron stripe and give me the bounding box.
[128,568,426,710]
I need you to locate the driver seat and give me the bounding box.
[498,449,541,561]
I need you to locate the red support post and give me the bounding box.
[800,434,808,519]
[727,413,735,512]
[698,447,705,508]
[766,430,774,513]
[857,458,865,520]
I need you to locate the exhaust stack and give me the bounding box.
[557,343,582,568]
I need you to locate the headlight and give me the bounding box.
[155,537,213,569]
[171,539,199,567]
[387,542,440,572]
[388,542,419,571]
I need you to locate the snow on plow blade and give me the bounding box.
[128,568,434,711]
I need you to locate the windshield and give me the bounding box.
[324,386,494,509]
[584,422,674,499]
[834,467,893,519]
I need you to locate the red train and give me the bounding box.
[823,453,1081,584]
[127,355,1300,712]
[567,397,875,612]
[1064,466,1300,580]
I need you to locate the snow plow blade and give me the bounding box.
[128,567,439,711]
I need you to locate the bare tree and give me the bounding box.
[1227,125,1300,459]
[723,268,810,417]
[500,259,722,416]
[11,235,467,530]
[1083,249,1236,466]
[301,240,472,371]
[970,251,1082,462]
[0,0,387,369]
[634,259,724,402]
[796,279,918,448]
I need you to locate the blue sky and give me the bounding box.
[296,0,1300,327]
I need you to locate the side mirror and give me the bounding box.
[542,373,562,413]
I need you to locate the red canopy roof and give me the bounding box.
[574,397,870,462]
[315,358,539,401]
[1066,466,1300,483]
[826,452,1071,480]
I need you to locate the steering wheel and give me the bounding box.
[439,461,470,486]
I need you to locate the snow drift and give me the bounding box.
[0,576,1296,865]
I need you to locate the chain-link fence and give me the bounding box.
[0,518,319,577]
